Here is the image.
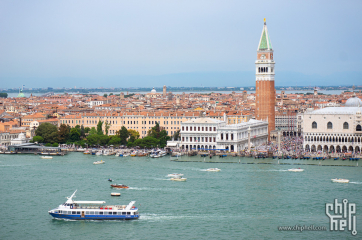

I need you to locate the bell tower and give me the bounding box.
[255,18,275,140]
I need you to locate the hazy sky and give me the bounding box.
[1,0,361,88]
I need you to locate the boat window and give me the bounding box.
[108,212,113,215]
[118,212,123,215]
[99,212,103,215]
[72,211,76,214]
[77,211,80,214]
[95,211,99,215]
[127,212,131,215]
[90,211,95,214]
[113,212,117,215]
[86,211,90,215]
[59,210,62,214]
[122,212,126,215]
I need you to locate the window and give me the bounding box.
[109,212,113,215]
[343,122,349,129]
[122,212,126,215]
[99,212,103,215]
[357,125,362,131]
[312,121,317,129]
[72,211,76,214]
[327,122,333,129]
[77,211,80,214]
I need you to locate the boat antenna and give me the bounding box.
[66,190,77,202]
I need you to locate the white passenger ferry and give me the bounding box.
[48,190,139,220]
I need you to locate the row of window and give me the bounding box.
[182,126,217,132]
[58,210,133,215]
[312,121,362,131]
[182,137,216,142]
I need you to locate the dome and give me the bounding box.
[18,133,26,140]
[151,87,156,93]
[345,94,362,107]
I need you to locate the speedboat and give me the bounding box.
[167,173,184,178]
[170,177,187,182]
[83,150,91,154]
[206,168,221,172]
[331,178,349,183]
[108,179,113,182]
[48,190,138,220]
[288,168,304,172]
[111,193,121,196]
[123,153,130,157]
[40,156,53,159]
[130,151,137,157]
[96,151,102,156]
[111,184,129,189]
[93,160,105,165]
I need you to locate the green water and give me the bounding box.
[0,153,361,239]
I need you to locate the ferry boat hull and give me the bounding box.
[49,212,139,220]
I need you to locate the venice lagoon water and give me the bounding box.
[0,153,361,240]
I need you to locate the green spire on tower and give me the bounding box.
[257,19,273,51]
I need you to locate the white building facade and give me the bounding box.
[303,95,362,153]
[180,117,268,152]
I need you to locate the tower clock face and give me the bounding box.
[261,54,266,59]
[271,54,273,59]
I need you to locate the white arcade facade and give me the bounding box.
[180,117,268,152]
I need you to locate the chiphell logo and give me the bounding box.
[326,199,357,236]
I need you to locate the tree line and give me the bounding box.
[32,121,175,148]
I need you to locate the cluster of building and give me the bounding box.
[1,19,361,153]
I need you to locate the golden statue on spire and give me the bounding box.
[264,18,266,22]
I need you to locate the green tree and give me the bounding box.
[89,127,97,135]
[97,121,104,135]
[52,143,59,147]
[172,129,180,140]
[80,125,85,137]
[84,127,91,134]
[69,128,81,142]
[0,93,8,98]
[104,120,111,135]
[117,126,129,145]
[103,93,108,97]
[109,93,113,96]
[147,122,170,148]
[45,143,51,146]
[108,136,121,145]
[128,129,140,140]
[35,123,59,143]
[32,136,44,143]
[132,136,159,148]
[58,124,70,143]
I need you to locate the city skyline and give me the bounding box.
[1,1,362,88]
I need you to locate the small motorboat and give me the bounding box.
[167,173,184,178]
[206,168,221,172]
[111,193,121,196]
[331,178,349,183]
[83,150,91,154]
[111,184,129,189]
[170,177,187,182]
[288,168,304,172]
[334,157,339,160]
[93,160,105,165]
[40,156,53,159]
[96,151,102,156]
[108,179,113,182]
[123,153,130,157]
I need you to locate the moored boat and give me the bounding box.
[40,156,53,159]
[83,150,91,154]
[288,168,304,172]
[170,177,187,181]
[48,190,138,220]
[111,193,121,196]
[206,168,221,172]
[111,184,129,189]
[93,160,105,165]
[331,178,349,183]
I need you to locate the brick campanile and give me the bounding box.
[255,19,275,140]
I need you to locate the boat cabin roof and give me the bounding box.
[73,201,106,204]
